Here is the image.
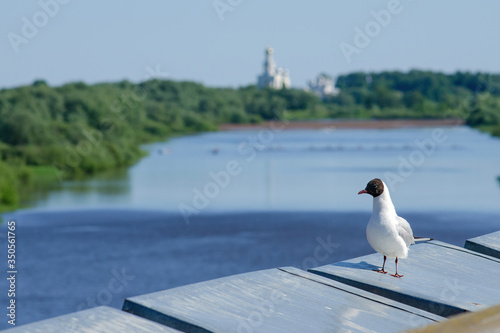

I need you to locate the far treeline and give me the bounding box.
[1,70,500,212]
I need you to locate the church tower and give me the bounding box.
[257,46,291,89]
[264,47,276,76]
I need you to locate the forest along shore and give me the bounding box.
[219,119,465,131]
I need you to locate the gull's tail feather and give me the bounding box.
[414,236,434,242]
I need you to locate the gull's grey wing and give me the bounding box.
[396,216,415,247]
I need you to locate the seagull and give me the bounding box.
[358,178,430,278]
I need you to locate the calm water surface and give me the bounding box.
[16,126,500,213]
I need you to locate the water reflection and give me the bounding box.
[18,168,130,209]
[12,126,500,213]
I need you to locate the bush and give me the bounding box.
[0,162,19,207]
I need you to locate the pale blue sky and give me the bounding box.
[1,0,499,89]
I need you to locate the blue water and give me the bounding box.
[1,126,500,329]
[14,126,500,213]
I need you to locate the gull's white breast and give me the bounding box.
[366,214,409,259]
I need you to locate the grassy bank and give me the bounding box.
[1,70,500,213]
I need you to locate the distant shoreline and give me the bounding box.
[219,119,465,131]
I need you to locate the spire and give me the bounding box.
[264,46,276,76]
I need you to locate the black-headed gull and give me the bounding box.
[358,178,424,278]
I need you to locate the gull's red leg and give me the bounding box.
[391,257,404,278]
[373,255,387,274]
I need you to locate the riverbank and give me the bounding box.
[219,118,465,131]
[0,118,491,217]
[0,119,462,212]
[4,123,500,217]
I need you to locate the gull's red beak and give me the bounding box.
[358,189,368,195]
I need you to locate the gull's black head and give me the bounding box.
[358,178,384,197]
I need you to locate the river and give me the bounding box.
[1,125,500,328]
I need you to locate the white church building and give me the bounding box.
[256,46,339,98]
[257,47,291,89]
[306,73,339,99]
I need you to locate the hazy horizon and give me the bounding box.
[2,1,500,90]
